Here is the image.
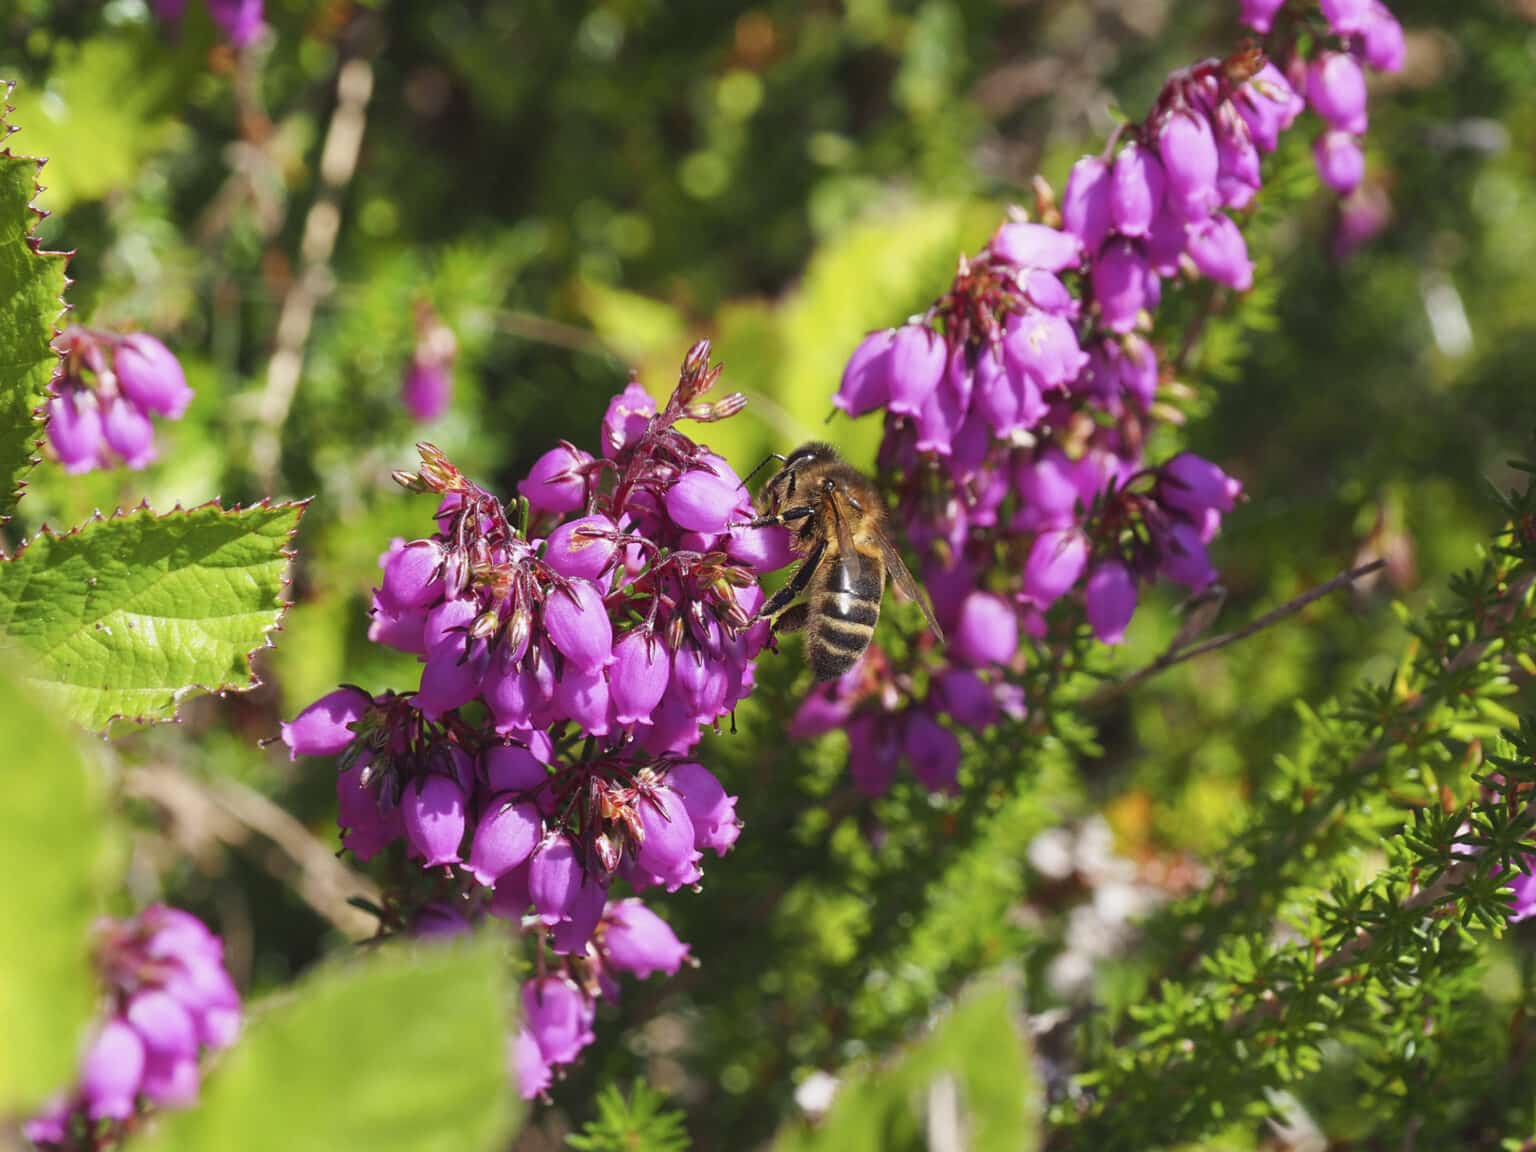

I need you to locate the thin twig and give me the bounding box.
[1085,558,1386,707]
[125,764,381,940]
[250,50,375,488]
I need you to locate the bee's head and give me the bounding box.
[782,442,839,470]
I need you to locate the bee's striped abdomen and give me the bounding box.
[806,552,883,681]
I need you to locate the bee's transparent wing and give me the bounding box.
[872,525,944,641]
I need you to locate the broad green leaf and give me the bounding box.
[0,502,306,731]
[0,657,111,1112]
[6,38,177,213]
[772,978,1040,1152]
[139,938,518,1152]
[0,87,68,522]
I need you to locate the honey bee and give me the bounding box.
[744,442,942,681]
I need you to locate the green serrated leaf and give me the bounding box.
[138,937,517,1152]
[0,655,111,1112]
[0,86,68,523]
[773,977,1039,1152]
[0,501,305,731]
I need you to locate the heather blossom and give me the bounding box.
[402,305,457,423]
[25,907,240,1147]
[283,342,766,1097]
[45,329,192,475]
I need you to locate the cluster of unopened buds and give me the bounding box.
[284,342,790,1096]
[26,907,241,1148]
[45,328,192,475]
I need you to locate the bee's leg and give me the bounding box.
[772,603,810,635]
[738,506,816,531]
[755,539,826,621]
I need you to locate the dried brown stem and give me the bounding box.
[126,764,380,941]
[250,51,375,488]
[1086,558,1387,707]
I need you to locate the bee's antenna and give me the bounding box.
[739,452,787,490]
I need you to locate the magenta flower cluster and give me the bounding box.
[26,907,240,1147]
[814,48,1319,794]
[45,329,192,475]
[284,343,781,1097]
[1238,0,1405,197]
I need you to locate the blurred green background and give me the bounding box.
[8,0,1536,1145]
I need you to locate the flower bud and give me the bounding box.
[101,396,157,470]
[989,221,1082,272]
[1061,156,1112,252]
[549,879,608,955]
[601,382,656,459]
[1307,52,1369,135]
[553,663,612,736]
[1159,110,1221,220]
[1085,561,1138,645]
[47,390,104,474]
[522,977,595,1066]
[885,324,947,417]
[468,798,542,886]
[835,330,896,417]
[1021,528,1089,608]
[601,900,691,978]
[81,1020,146,1121]
[402,358,452,423]
[636,785,703,892]
[415,646,487,720]
[1320,0,1371,35]
[281,686,372,760]
[1160,452,1243,515]
[1360,4,1406,73]
[544,514,617,580]
[666,761,740,856]
[544,580,615,672]
[126,991,198,1063]
[1092,239,1151,334]
[1313,131,1365,195]
[953,591,1019,668]
[1236,65,1304,153]
[904,710,961,794]
[140,1053,200,1109]
[1238,0,1285,32]
[935,669,999,729]
[483,742,547,794]
[403,774,467,867]
[519,443,592,516]
[337,762,403,861]
[488,862,532,920]
[114,333,192,418]
[382,540,445,609]
[665,463,743,534]
[529,832,583,926]
[1158,521,1217,590]
[1110,143,1165,239]
[1185,215,1254,291]
[610,630,671,725]
[514,1029,552,1100]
